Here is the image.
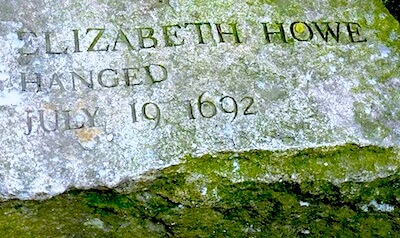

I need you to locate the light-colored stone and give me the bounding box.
[0,0,399,200]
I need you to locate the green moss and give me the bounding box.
[371,0,400,49]
[1,144,400,237]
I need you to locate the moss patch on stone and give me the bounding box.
[1,144,400,237]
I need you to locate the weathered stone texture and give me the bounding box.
[0,0,399,199]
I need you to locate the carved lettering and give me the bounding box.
[262,22,288,43]
[131,102,161,129]
[112,29,135,51]
[313,22,340,42]
[25,107,100,134]
[215,23,242,44]
[71,71,94,91]
[290,22,314,41]
[81,107,99,127]
[17,21,367,56]
[45,32,68,54]
[144,64,168,84]
[346,22,367,43]
[163,24,185,47]
[20,64,168,92]
[98,69,119,88]
[86,28,110,52]
[25,110,34,135]
[187,94,257,121]
[49,74,66,92]
[39,109,59,132]
[123,68,142,86]
[137,27,158,49]
[21,73,43,92]
[17,31,39,55]
[184,22,213,44]
[73,29,82,53]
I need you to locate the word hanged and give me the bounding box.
[20,64,168,93]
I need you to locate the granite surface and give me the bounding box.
[0,0,399,200]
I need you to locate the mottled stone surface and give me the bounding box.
[0,0,399,200]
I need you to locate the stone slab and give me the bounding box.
[0,0,399,199]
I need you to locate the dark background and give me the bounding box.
[384,0,400,20]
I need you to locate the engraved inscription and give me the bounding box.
[131,102,162,129]
[186,93,257,121]
[17,21,367,56]
[25,107,100,135]
[12,20,368,137]
[20,64,168,92]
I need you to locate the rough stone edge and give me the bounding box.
[1,143,399,201]
[1,144,400,237]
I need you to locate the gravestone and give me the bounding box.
[0,0,399,200]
